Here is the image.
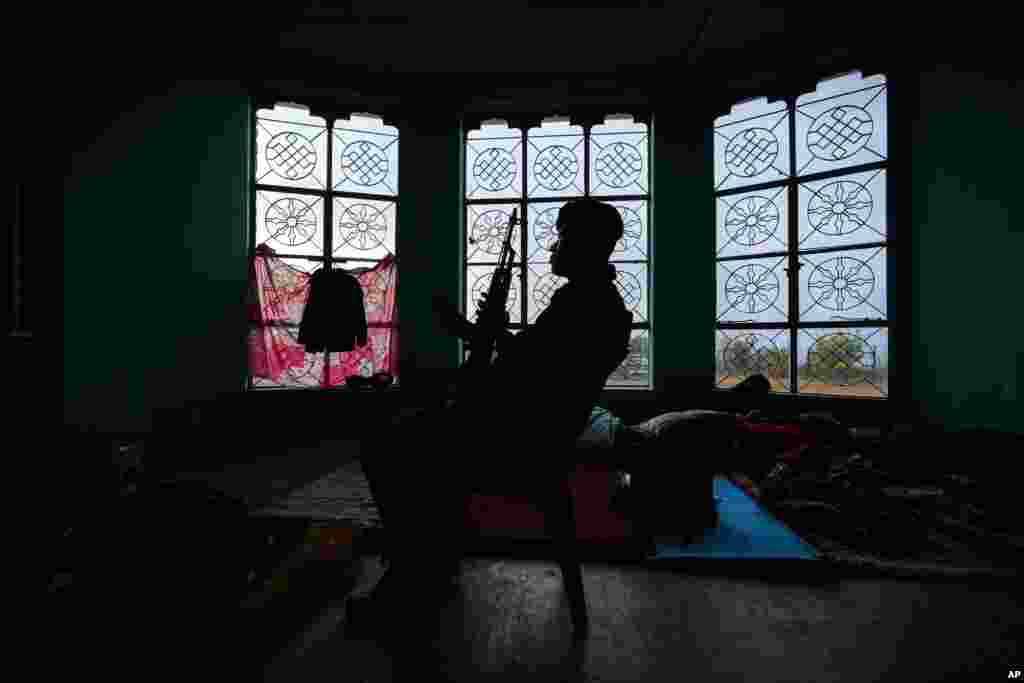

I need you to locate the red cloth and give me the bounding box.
[248,244,398,387]
[734,416,819,463]
[463,463,632,543]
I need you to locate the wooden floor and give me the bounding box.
[262,555,1022,683]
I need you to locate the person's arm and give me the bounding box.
[433,293,518,354]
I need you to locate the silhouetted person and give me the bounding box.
[358,199,632,631]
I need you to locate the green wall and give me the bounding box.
[910,68,1022,433]
[65,81,251,433]
[647,112,716,399]
[394,120,463,376]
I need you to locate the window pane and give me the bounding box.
[799,247,887,322]
[716,188,788,259]
[333,198,395,260]
[256,105,328,190]
[465,264,522,325]
[613,262,648,324]
[256,191,324,258]
[798,168,886,250]
[609,200,649,262]
[466,204,522,265]
[526,201,566,263]
[332,114,399,197]
[794,167,884,250]
[525,262,568,324]
[526,121,585,199]
[466,121,522,200]
[589,117,649,196]
[714,98,790,192]
[715,329,790,391]
[797,327,888,397]
[795,72,887,177]
[717,256,788,324]
[607,329,651,387]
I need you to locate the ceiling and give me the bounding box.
[246,2,883,117]
[49,1,998,152]
[272,4,722,75]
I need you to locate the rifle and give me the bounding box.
[464,207,519,372]
[431,208,519,401]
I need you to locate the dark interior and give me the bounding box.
[43,3,1024,680]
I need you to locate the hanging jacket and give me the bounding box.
[298,267,369,352]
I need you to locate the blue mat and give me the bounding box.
[647,476,819,561]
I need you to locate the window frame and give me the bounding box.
[461,113,654,390]
[246,102,400,391]
[713,70,896,401]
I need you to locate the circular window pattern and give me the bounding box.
[337,203,388,251]
[533,145,579,191]
[724,263,781,315]
[807,106,873,161]
[266,131,318,182]
[340,140,390,186]
[473,147,517,192]
[725,128,779,178]
[594,141,643,188]
[807,255,875,311]
[724,196,780,247]
[470,209,516,257]
[265,197,318,247]
[807,180,873,236]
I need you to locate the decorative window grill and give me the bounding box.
[464,113,652,388]
[248,104,399,389]
[714,71,890,398]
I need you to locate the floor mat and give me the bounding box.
[647,476,818,561]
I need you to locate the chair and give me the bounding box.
[359,453,590,640]
[459,463,590,640]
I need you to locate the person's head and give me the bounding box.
[549,199,624,279]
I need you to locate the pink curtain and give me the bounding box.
[248,244,399,388]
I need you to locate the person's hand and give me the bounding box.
[476,291,510,329]
[432,294,475,340]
